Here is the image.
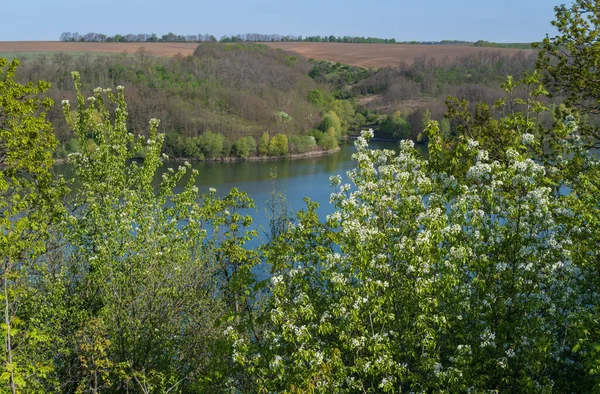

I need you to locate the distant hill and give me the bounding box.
[0,41,533,68]
[266,42,532,68]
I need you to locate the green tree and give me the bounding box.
[307,89,325,106]
[318,133,338,150]
[320,111,342,141]
[268,133,289,156]
[233,136,257,158]
[235,72,599,391]
[197,131,225,158]
[0,58,65,393]
[289,135,317,154]
[58,72,259,392]
[378,110,411,139]
[537,0,600,123]
[258,132,270,156]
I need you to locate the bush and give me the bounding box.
[318,133,338,150]
[67,137,81,153]
[310,129,324,143]
[268,133,289,156]
[233,136,257,158]
[319,111,342,139]
[307,89,325,106]
[289,135,317,154]
[197,131,225,158]
[258,132,270,156]
[183,137,202,159]
[378,111,412,139]
[55,144,68,159]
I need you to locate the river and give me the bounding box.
[54,140,428,238]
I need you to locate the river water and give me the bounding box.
[54,141,428,238]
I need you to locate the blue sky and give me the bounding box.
[3,0,562,42]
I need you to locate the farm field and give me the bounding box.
[0,41,200,57]
[0,41,532,68]
[265,42,532,67]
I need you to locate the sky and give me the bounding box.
[3,0,563,42]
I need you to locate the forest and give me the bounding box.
[13,43,368,160]
[12,42,544,160]
[2,0,600,392]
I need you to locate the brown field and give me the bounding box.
[0,41,200,57]
[0,41,531,68]
[266,42,530,68]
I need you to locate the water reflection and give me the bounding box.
[53,141,428,234]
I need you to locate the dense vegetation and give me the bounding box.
[13,43,367,160]
[2,1,600,392]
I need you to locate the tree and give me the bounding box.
[258,132,270,156]
[234,73,600,391]
[268,133,289,156]
[0,58,65,393]
[233,136,257,158]
[307,89,325,106]
[536,0,600,124]
[320,111,342,140]
[58,72,259,392]
[378,110,411,140]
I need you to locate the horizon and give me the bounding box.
[2,0,562,43]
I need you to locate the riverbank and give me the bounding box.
[54,146,341,165]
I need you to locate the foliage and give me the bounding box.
[11,44,324,159]
[307,89,325,106]
[320,111,342,140]
[474,40,533,49]
[3,3,600,391]
[317,132,338,150]
[289,135,317,154]
[233,70,600,392]
[268,133,289,156]
[197,130,225,158]
[536,0,600,146]
[0,58,65,393]
[54,73,259,392]
[258,132,270,156]
[309,61,371,97]
[233,136,257,158]
[378,110,412,139]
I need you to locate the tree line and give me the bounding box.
[58,31,498,45]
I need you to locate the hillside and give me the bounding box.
[8,43,367,159]
[265,42,532,67]
[0,41,533,68]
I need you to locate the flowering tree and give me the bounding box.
[234,73,600,392]
[57,72,259,393]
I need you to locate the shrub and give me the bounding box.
[258,132,270,156]
[319,111,342,139]
[307,89,325,106]
[378,111,412,139]
[67,137,82,153]
[268,133,289,156]
[197,131,224,158]
[289,135,317,154]
[318,133,338,150]
[234,136,258,158]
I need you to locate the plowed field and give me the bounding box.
[0,41,531,68]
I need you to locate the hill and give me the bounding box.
[0,41,533,68]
